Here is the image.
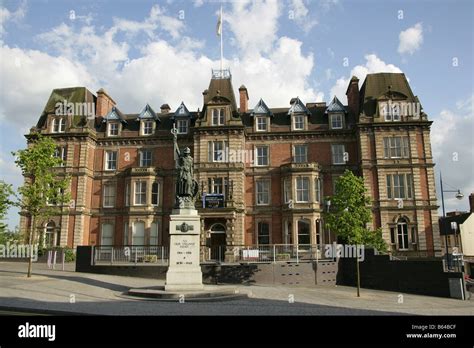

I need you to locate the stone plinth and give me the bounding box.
[165,208,204,291]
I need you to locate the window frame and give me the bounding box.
[386,173,414,199]
[257,221,270,245]
[107,122,119,136]
[255,146,269,167]
[212,108,225,126]
[331,144,346,165]
[176,119,189,134]
[52,117,66,133]
[142,120,154,135]
[293,145,308,163]
[54,146,67,166]
[101,223,114,246]
[256,116,268,132]
[151,182,160,206]
[256,179,270,206]
[105,151,117,171]
[134,181,147,206]
[293,115,305,130]
[296,177,310,203]
[139,150,152,167]
[330,113,343,129]
[102,183,116,208]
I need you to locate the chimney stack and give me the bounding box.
[96,88,116,117]
[239,85,249,113]
[160,104,171,114]
[469,193,474,213]
[346,76,360,118]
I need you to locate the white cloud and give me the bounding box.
[232,36,322,107]
[1,2,321,128]
[398,22,423,55]
[226,0,281,55]
[193,0,205,8]
[330,54,402,103]
[37,23,129,84]
[289,0,318,33]
[431,95,474,213]
[0,45,94,127]
[0,1,27,38]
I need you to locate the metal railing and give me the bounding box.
[93,245,169,265]
[200,244,322,264]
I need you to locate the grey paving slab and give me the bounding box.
[0,261,472,316]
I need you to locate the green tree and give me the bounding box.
[0,180,15,234]
[12,133,71,277]
[324,170,387,297]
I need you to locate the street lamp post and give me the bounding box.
[439,172,464,270]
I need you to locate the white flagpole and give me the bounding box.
[220,5,223,72]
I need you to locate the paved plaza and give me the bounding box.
[0,262,472,316]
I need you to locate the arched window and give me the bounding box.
[397,218,409,250]
[45,222,56,247]
[132,221,145,245]
[297,219,310,245]
[210,223,226,233]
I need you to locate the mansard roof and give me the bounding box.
[36,87,96,128]
[203,70,238,112]
[103,106,127,124]
[250,98,273,117]
[359,73,418,117]
[136,104,160,122]
[171,102,192,120]
[287,97,310,115]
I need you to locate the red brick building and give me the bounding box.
[20,70,441,259]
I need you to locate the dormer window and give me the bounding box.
[326,96,347,130]
[212,108,225,125]
[177,119,189,134]
[108,122,119,136]
[251,99,273,132]
[103,107,127,136]
[293,115,305,130]
[172,102,192,134]
[288,97,310,131]
[137,104,160,136]
[256,116,268,132]
[52,117,66,133]
[330,114,343,129]
[142,120,154,135]
[381,101,401,122]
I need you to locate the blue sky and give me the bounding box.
[0,0,473,229]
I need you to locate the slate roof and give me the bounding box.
[136,104,160,122]
[287,97,310,115]
[36,87,96,128]
[102,106,127,124]
[203,76,238,112]
[250,98,273,117]
[359,73,418,117]
[326,96,347,113]
[171,102,192,120]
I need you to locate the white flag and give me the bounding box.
[216,8,222,36]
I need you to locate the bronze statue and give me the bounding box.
[172,125,198,208]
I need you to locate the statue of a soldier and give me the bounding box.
[172,126,199,208]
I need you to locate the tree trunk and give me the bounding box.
[356,256,360,297]
[27,215,35,278]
